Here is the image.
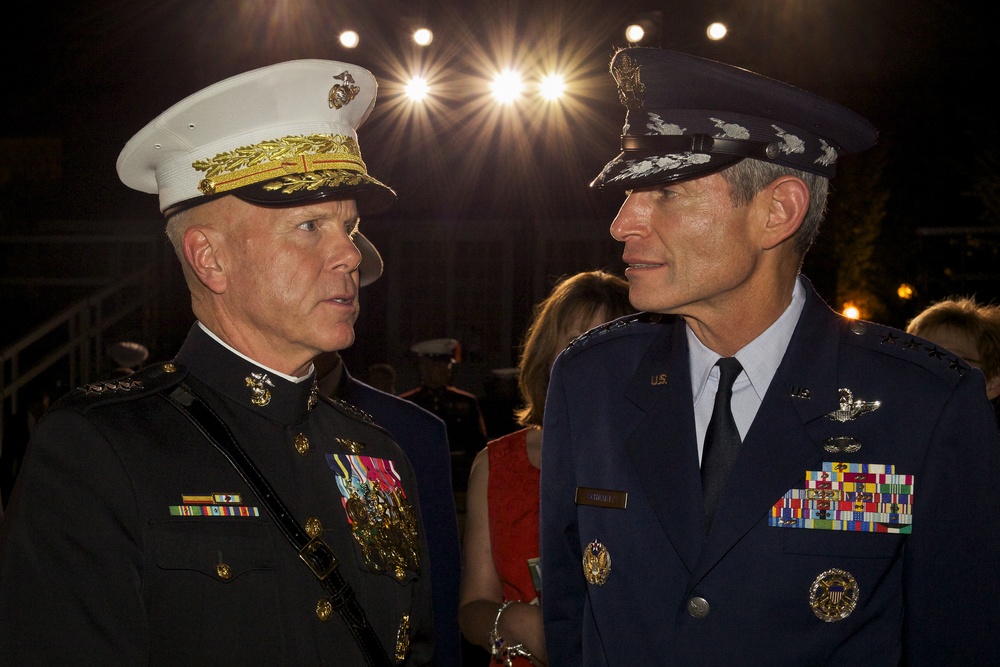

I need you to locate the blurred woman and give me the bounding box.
[907,296,1000,428]
[459,270,633,665]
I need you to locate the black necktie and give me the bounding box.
[701,357,743,530]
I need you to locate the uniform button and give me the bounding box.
[315,598,333,622]
[216,563,231,580]
[294,433,310,455]
[850,321,868,335]
[687,596,710,618]
[304,517,323,538]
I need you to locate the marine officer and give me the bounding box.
[539,47,1000,665]
[0,60,433,665]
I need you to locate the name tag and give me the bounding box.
[575,487,628,509]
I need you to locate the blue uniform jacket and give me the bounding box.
[540,278,1000,666]
[338,368,463,667]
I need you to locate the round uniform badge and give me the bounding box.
[582,539,611,586]
[809,568,860,622]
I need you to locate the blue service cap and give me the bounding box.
[591,48,877,190]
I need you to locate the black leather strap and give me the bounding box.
[621,132,781,161]
[164,384,394,667]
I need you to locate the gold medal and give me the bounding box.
[809,568,859,622]
[582,539,611,586]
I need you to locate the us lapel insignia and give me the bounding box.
[650,373,668,386]
[823,436,861,453]
[789,385,811,399]
[582,539,612,586]
[825,388,880,422]
[245,372,274,407]
[809,568,859,622]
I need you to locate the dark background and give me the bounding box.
[1,0,996,384]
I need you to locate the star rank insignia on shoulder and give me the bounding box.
[57,361,186,412]
[563,312,671,356]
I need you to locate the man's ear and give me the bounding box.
[760,176,809,250]
[182,226,227,294]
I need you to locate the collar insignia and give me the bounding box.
[245,372,275,407]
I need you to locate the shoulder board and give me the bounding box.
[54,361,188,412]
[563,311,673,357]
[840,318,971,386]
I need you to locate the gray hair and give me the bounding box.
[719,159,829,256]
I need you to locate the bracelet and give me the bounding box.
[489,600,516,662]
[503,642,533,666]
[489,600,534,666]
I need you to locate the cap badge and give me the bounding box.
[329,71,359,109]
[809,568,859,622]
[612,53,645,110]
[825,388,880,422]
[245,372,274,407]
[582,539,612,586]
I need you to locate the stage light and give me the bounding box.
[842,303,861,320]
[490,69,524,104]
[404,76,431,101]
[625,24,645,43]
[413,28,433,46]
[339,30,359,48]
[538,73,567,101]
[707,22,728,41]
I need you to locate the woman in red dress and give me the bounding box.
[459,271,633,665]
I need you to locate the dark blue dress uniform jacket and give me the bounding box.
[338,367,463,667]
[540,278,1000,666]
[0,325,434,665]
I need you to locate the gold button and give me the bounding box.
[294,433,310,456]
[304,517,323,538]
[163,363,177,373]
[216,563,232,580]
[315,598,333,622]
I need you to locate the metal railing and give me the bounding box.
[0,264,160,442]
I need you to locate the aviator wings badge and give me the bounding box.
[825,388,880,423]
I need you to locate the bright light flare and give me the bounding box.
[538,73,567,101]
[404,76,431,101]
[842,303,861,320]
[413,28,433,46]
[339,30,359,48]
[625,24,645,43]
[897,283,915,300]
[707,22,728,41]
[490,69,525,104]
